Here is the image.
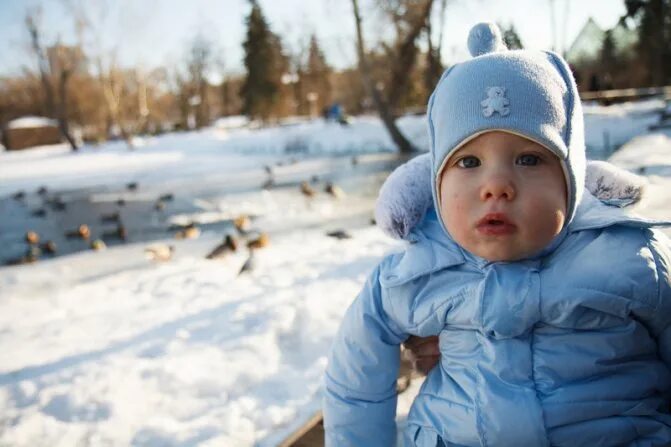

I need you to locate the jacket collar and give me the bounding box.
[380,207,465,288]
[569,190,671,232]
[381,191,671,288]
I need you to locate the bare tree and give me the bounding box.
[25,10,80,150]
[186,35,214,128]
[352,0,433,153]
[351,0,433,153]
[68,0,158,148]
[425,0,447,98]
[97,55,136,147]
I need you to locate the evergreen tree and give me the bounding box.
[500,23,524,50]
[625,0,671,86]
[240,1,284,120]
[303,35,332,114]
[600,29,619,87]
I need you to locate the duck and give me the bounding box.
[325,182,346,199]
[246,232,269,249]
[25,231,40,245]
[41,240,57,254]
[154,200,166,211]
[145,244,174,262]
[326,229,352,240]
[206,235,238,260]
[90,239,107,251]
[234,215,252,234]
[31,208,47,218]
[50,198,67,211]
[102,224,127,241]
[238,252,255,275]
[66,224,91,240]
[300,181,316,198]
[5,248,39,266]
[100,211,121,223]
[175,223,200,240]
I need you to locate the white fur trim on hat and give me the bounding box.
[376,154,647,240]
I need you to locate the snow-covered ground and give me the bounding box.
[1,103,670,446]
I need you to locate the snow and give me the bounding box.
[6,116,58,130]
[582,98,666,156]
[1,101,670,446]
[212,115,250,130]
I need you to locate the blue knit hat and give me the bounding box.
[428,22,586,226]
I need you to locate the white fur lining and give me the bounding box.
[376,154,647,240]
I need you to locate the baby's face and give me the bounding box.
[439,131,567,262]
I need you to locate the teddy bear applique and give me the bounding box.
[481,86,510,117]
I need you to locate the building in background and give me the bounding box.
[566,18,639,91]
[3,116,62,150]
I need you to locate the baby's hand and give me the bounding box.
[403,335,440,376]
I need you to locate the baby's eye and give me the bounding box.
[516,154,540,166]
[457,156,480,168]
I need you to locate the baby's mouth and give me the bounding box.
[476,213,516,235]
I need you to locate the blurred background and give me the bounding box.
[1,1,670,446]
[1,0,666,148]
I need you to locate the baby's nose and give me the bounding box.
[480,176,515,201]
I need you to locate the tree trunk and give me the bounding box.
[26,13,79,151]
[57,70,79,150]
[26,15,55,117]
[99,60,135,150]
[424,0,445,97]
[385,0,434,111]
[351,0,416,153]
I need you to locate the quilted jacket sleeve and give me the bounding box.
[644,230,671,370]
[323,263,408,446]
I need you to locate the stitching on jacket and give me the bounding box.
[413,391,475,410]
[530,270,550,445]
[644,229,664,320]
[324,370,397,403]
[406,290,469,333]
[380,285,409,341]
[474,333,488,447]
[624,416,641,440]
[570,286,656,314]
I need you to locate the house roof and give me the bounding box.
[7,116,59,130]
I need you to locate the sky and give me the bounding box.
[0,0,627,79]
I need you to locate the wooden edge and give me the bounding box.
[277,411,324,447]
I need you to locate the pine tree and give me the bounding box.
[625,0,671,86]
[240,1,284,120]
[600,30,618,87]
[303,35,332,115]
[500,23,524,50]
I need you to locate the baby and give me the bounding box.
[323,23,671,446]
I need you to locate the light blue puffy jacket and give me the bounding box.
[323,193,671,446]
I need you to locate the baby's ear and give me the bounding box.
[375,153,432,239]
[585,160,647,207]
